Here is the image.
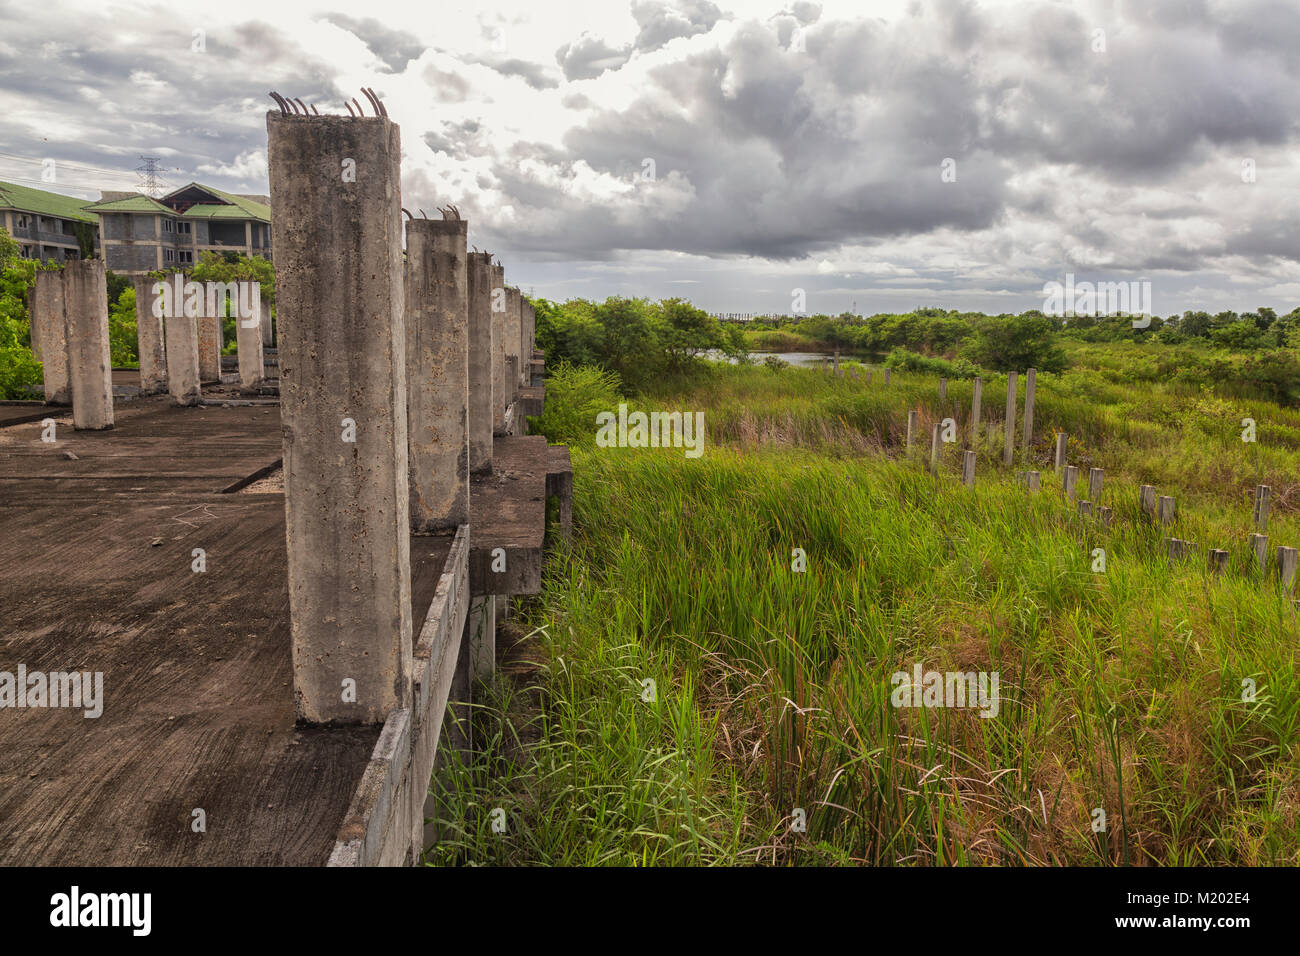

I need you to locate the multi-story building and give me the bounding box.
[0,180,99,263]
[84,182,272,275]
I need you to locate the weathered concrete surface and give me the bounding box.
[546,443,573,539]
[260,296,273,346]
[469,435,548,595]
[518,383,545,422]
[490,263,506,434]
[235,288,265,394]
[198,313,222,383]
[133,277,167,394]
[0,401,377,865]
[507,287,522,397]
[63,260,114,431]
[467,251,494,474]
[31,269,70,404]
[405,218,469,531]
[329,526,469,866]
[269,111,411,726]
[165,312,202,407]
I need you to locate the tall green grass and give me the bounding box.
[428,357,1300,866]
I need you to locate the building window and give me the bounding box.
[20,245,33,258]
[178,250,193,264]
[16,214,30,229]
[163,219,174,232]
[164,249,175,263]
[178,221,192,235]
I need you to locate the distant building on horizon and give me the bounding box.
[0,180,99,264]
[0,179,272,274]
[84,182,272,275]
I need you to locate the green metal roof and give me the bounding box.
[161,183,270,223]
[82,194,173,214]
[181,203,260,220]
[197,184,270,222]
[0,181,97,222]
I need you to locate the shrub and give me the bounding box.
[529,360,623,447]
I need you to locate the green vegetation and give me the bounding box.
[430,318,1300,866]
[0,227,44,399]
[534,296,746,393]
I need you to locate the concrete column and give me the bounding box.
[962,450,976,488]
[165,310,202,406]
[970,377,982,446]
[1139,484,1157,515]
[268,110,411,725]
[31,270,70,404]
[1158,495,1176,524]
[467,251,494,473]
[1250,532,1269,570]
[1054,432,1067,471]
[1003,370,1017,467]
[405,216,470,532]
[197,310,222,382]
[235,286,264,393]
[1063,465,1078,501]
[1088,467,1104,502]
[507,286,522,393]
[63,261,114,430]
[491,263,506,433]
[133,277,167,394]
[938,377,947,403]
[906,410,917,453]
[260,296,273,346]
[929,423,941,473]
[1253,485,1271,531]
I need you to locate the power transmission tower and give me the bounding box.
[135,156,167,197]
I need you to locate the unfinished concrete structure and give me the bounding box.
[133,276,168,394]
[30,270,70,404]
[467,251,494,473]
[269,108,412,727]
[235,288,265,393]
[405,214,470,531]
[62,260,115,430]
[0,91,563,868]
[198,313,222,382]
[165,310,202,406]
[490,262,507,434]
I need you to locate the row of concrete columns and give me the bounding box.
[30,262,114,429]
[31,267,272,414]
[268,110,535,725]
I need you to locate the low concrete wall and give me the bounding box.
[328,525,470,866]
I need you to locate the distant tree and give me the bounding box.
[961,311,1068,373]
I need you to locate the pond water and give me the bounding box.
[704,350,867,368]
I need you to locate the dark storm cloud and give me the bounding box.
[467,0,1300,274]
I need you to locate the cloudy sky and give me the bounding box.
[2,0,1298,315]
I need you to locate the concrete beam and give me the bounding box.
[405,217,470,532]
[63,261,114,430]
[467,252,494,474]
[31,270,70,404]
[133,277,167,394]
[269,110,412,726]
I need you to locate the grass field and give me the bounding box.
[427,345,1300,866]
